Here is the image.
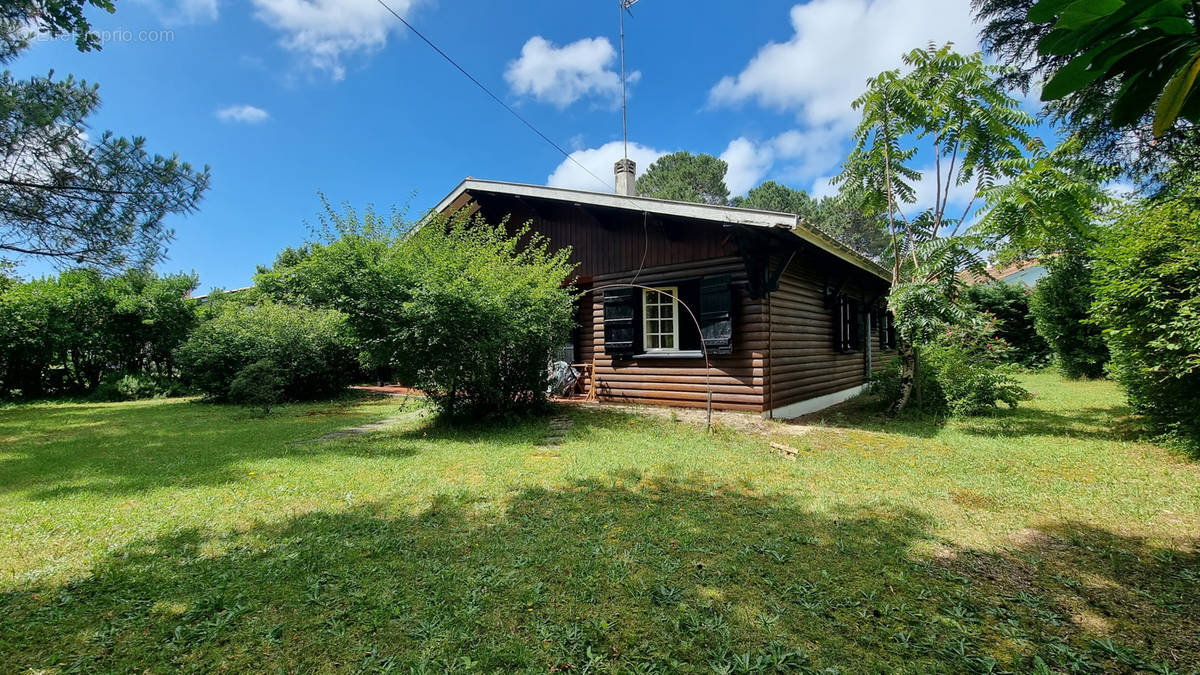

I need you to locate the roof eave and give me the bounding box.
[428,178,892,284]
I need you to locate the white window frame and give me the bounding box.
[642,286,680,353]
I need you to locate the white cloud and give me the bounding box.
[134,0,218,23]
[505,36,633,108]
[720,138,774,197]
[1105,180,1139,201]
[179,0,218,21]
[546,141,666,192]
[810,176,838,200]
[709,0,978,127]
[908,166,983,217]
[717,124,849,197]
[250,0,421,80]
[216,104,270,124]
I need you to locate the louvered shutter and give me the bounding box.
[699,274,733,355]
[855,303,867,352]
[835,296,850,352]
[602,288,637,356]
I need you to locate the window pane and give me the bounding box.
[660,304,673,319]
[662,335,674,349]
[647,305,659,319]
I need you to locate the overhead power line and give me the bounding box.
[373,0,616,192]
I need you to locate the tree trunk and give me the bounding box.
[888,342,917,416]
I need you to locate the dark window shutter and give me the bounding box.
[699,274,733,355]
[834,296,846,351]
[603,288,637,356]
[855,304,867,352]
[835,295,862,353]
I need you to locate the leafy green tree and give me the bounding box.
[976,137,1116,261]
[176,301,357,401]
[2,1,116,53]
[1092,187,1200,449]
[0,268,198,396]
[974,137,1114,379]
[387,214,577,416]
[0,276,56,395]
[733,181,816,214]
[735,181,892,260]
[964,282,1051,367]
[0,1,210,271]
[1030,255,1108,378]
[254,199,409,374]
[635,152,730,205]
[1028,0,1200,138]
[973,0,1200,183]
[105,269,199,375]
[257,202,578,416]
[837,44,1036,414]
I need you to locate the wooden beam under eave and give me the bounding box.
[442,191,481,219]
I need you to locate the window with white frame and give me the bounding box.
[642,287,679,352]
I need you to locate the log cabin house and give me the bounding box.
[432,158,896,419]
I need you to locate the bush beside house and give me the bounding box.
[176,302,358,401]
[254,206,578,418]
[386,218,577,417]
[870,315,1026,417]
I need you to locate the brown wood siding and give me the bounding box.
[586,256,767,412]
[446,190,894,414]
[471,194,739,280]
[767,251,892,412]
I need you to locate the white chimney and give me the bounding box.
[614,158,636,196]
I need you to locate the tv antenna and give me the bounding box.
[619,0,639,161]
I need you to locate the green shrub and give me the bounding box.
[1029,256,1108,378]
[176,302,357,401]
[868,358,943,414]
[228,359,284,416]
[1092,192,1200,451]
[869,318,1026,417]
[923,323,1027,416]
[252,203,576,417]
[92,371,187,401]
[0,269,198,398]
[964,282,1051,368]
[389,216,577,417]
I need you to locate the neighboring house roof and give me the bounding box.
[961,258,1049,286]
[191,285,254,302]
[431,178,891,283]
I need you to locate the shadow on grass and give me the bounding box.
[0,399,631,501]
[953,405,1151,443]
[0,395,471,500]
[789,394,1152,445]
[1,474,1195,672]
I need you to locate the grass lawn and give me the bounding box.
[1,373,1197,672]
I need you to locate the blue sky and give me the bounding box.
[11,0,993,292]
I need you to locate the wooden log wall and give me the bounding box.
[456,189,896,414]
[582,256,767,412]
[766,252,895,412]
